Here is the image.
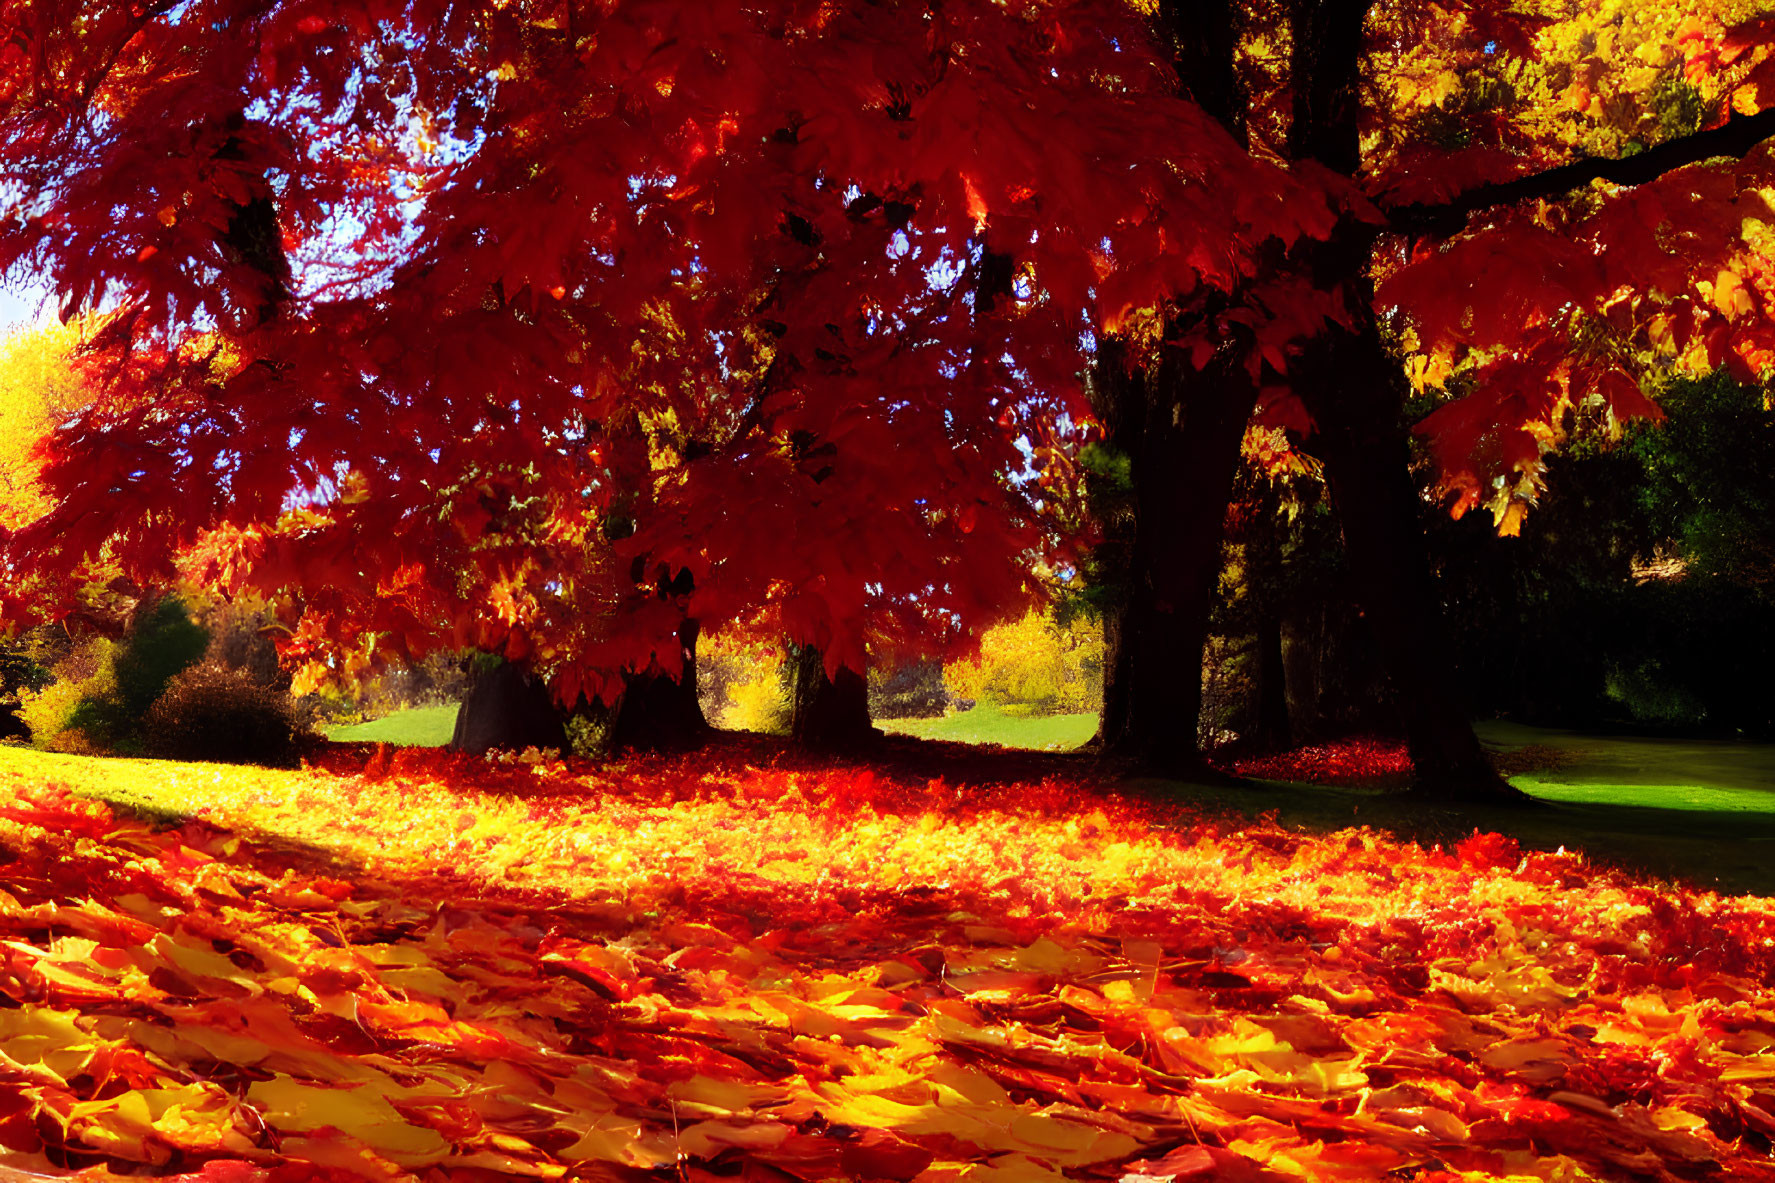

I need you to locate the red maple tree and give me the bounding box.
[0,0,1338,749]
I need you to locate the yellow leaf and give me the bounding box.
[958,1152,1071,1182]
[1007,937,1101,976]
[0,1006,100,1082]
[1008,1111,1138,1164]
[247,1075,451,1164]
[667,1074,790,1118]
[64,1089,165,1163]
[148,932,263,993]
[1479,1037,1572,1079]
[62,1084,250,1161]
[675,1119,791,1158]
[556,1113,675,1167]
[1713,268,1755,319]
[1651,1106,1709,1131]
[817,1090,931,1130]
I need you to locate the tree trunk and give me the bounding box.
[1252,615,1291,751]
[1245,476,1291,752]
[1282,611,1332,740]
[791,646,877,751]
[1297,357,1519,799]
[610,617,709,753]
[450,661,569,754]
[1287,222,1521,799]
[1283,0,1526,804]
[1089,0,1255,775]
[1095,343,1255,775]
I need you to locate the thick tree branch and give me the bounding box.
[1387,105,1775,239]
[1287,0,1375,174]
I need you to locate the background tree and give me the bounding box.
[1084,0,1774,798]
[0,321,88,532]
[1432,371,1775,739]
[0,321,112,742]
[943,607,1102,719]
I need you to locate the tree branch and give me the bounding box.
[1386,105,1775,239]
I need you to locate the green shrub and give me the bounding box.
[64,694,137,753]
[141,663,304,765]
[113,596,210,718]
[29,596,211,753]
[1603,657,1708,729]
[563,702,614,757]
[17,636,117,752]
[867,660,949,719]
[8,598,215,754]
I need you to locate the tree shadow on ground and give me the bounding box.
[678,728,1775,897]
[1152,774,1775,898]
[317,726,1775,895]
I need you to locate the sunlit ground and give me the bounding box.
[2,741,1774,1180]
[322,704,461,747]
[324,701,1102,752]
[877,703,1099,751]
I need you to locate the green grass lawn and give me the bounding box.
[878,702,1097,750]
[321,701,1100,751]
[323,703,459,746]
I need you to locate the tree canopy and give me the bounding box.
[0,0,1770,755]
[0,0,1341,703]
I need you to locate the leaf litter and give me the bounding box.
[0,744,1772,1181]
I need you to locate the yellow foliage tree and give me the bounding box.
[0,321,91,531]
[723,667,791,735]
[944,610,1103,716]
[697,630,792,735]
[16,635,115,752]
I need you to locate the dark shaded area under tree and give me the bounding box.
[1434,372,1775,740]
[1205,370,1775,751]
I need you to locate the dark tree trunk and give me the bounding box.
[1245,477,1292,752]
[1088,0,1257,775]
[1095,341,1256,774]
[450,662,568,754]
[1253,615,1291,751]
[1158,0,1247,139]
[610,618,709,753]
[1282,0,1525,804]
[1294,335,1519,799]
[791,646,877,751]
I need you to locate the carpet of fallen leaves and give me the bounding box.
[2,743,1774,1183]
[1224,738,1572,789]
